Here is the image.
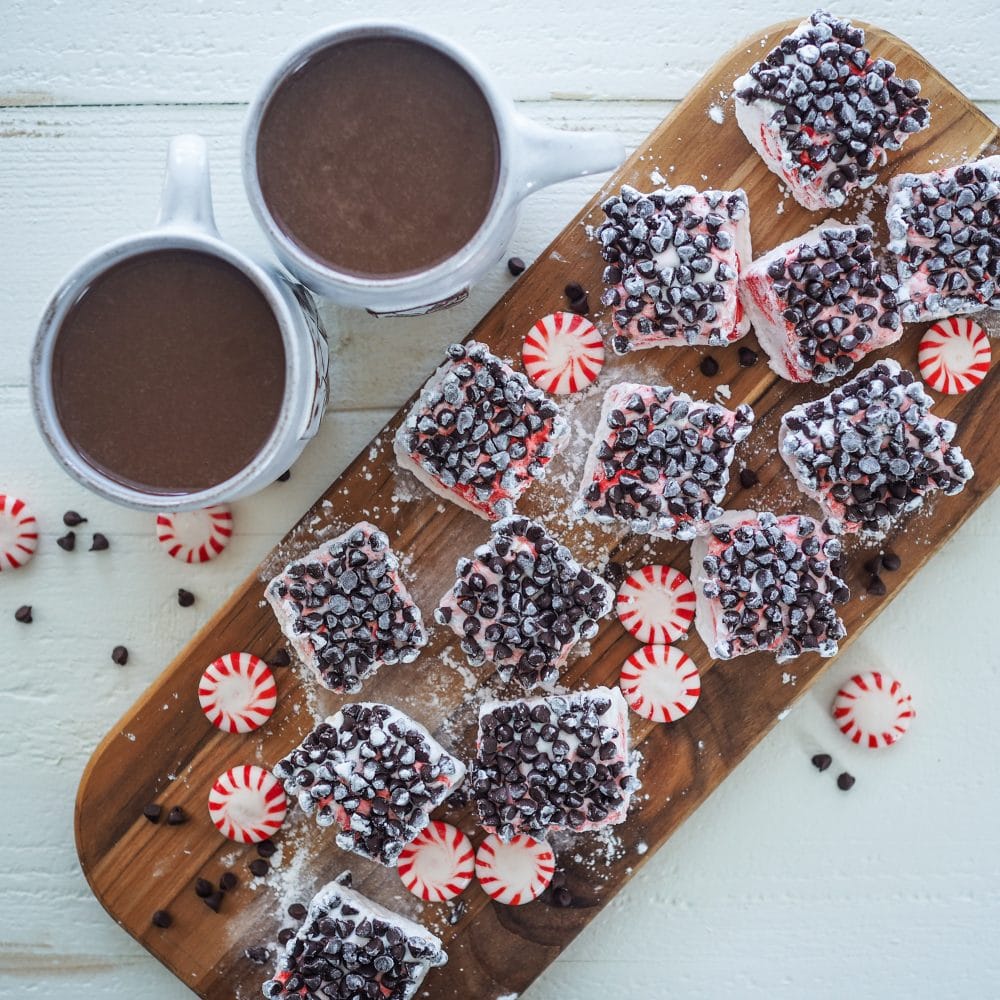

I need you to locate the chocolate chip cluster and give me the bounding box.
[273,704,463,866]
[436,517,613,691]
[575,383,754,540]
[267,525,426,693]
[699,512,849,662]
[472,690,637,841]
[596,185,749,352]
[397,341,566,519]
[781,360,974,536]
[263,877,446,1000]
[765,225,900,381]
[736,10,929,200]
[887,157,1000,320]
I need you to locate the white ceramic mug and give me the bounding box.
[243,21,626,315]
[31,134,330,512]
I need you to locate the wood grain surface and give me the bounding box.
[75,20,999,1000]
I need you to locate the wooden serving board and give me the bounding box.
[76,20,1000,1000]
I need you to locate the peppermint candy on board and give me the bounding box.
[918,317,991,395]
[521,311,605,395]
[475,832,554,905]
[156,505,233,563]
[615,564,696,645]
[619,645,701,723]
[208,765,287,843]
[198,652,277,734]
[832,671,915,748]
[0,494,38,571]
[397,821,474,902]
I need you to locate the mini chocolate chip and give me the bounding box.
[219,872,238,892]
[166,806,188,826]
[152,910,172,928]
[90,533,110,551]
[245,946,270,964]
[739,468,759,489]
[194,877,213,898]
[507,256,526,276]
[111,645,129,665]
[269,649,291,668]
[287,902,307,920]
[276,469,291,483]
[256,839,277,858]
[447,898,468,925]
[249,858,269,877]
[177,588,195,608]
[564,282,585,302]
[203,891,224,912]
[14,605,32,624]
[811,753,832,772]
[864,555,883,575]
[568,295,590,315]
[552,886,573,907]
[738,346,758,367]
[57,531,76,551]
[866,574,887,596]
[62,510,87,526]
[277,928,295,946]
[700,355,720,377]
[837,771,856,791]
[881,552,901,572]
[143,803,162,824]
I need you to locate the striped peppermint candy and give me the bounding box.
[619,645,701,724]
[199,652,277,734]
[0,494,38,571]
[475,832,554,905]
[918,317,991,395]
[522,311,605,395]
[616,564,695,645]
[156,505,233,563]
[208,764,287,843]
[832,671,915,749]
[397,820,474,902]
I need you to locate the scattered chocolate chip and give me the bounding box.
[866,574,887,596]
[249,858,269,877]
[699,355,720,377]
[552,886,573,907]
[14,605,32,624]
[194,877,213,898]
[152,910,172,928]
[256,839,277,859]
[277,927,295,946]
[56,531,76,551]
[738,467,759,489]
[864,555,883,575]
[166,806,187,826]
[568,294,590,315]
[738,346,758,367]
[219,872,238,892]
[811,753,832,772]
[90,533,110,551]
[564,282,585,302]
[203,891,224,913]
[269,649,291,668]
[287,902,307,920]
[446,898,468,925]
[507,256,526,276]
[177,588,195,608]
[63,510,87,526]
[276,469,291,483]
[882,551,901,572]
[111,645,129,666]
[143,803,162,824]
[837,771,856,791]
[245,946,270,965]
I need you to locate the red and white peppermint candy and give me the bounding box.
[918,317,991,395]
[208,764,286,843]
[199,652,277,735]
[522,311,604,395]
[619,645,701,724]
[475,832,554,905]
[397,821,474,902]
[156,505,233,563]
[832,671,915,749]
[0,494,38,571]
[616,564,695,645]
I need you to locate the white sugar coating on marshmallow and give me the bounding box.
[918,317,992,395]
[573,381,754,541]
[0,493,38,571]
[619,645,701,724]
[198,651,277,734]
[155,504,232,562]
[272,703,466,867]
[475,832,555,905]
[472,686,639,842]
[397,820,474,902]
[832,670,915,748]
[393,341,568,520]
[208,764,287,844]
[691,509,849,664]
[263,875,447,1000]
[734,11,929,211]
[740,220,902,384]
[887,156,1000,322]
[522,311,605,395]
[265,521,427,694]
[779,359,974,538]
[615,564,695,645]
[595,184,751,354]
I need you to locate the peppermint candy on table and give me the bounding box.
[521,311,605,395]
[397,820,474,902]
[156,505,233,563]
[615,564,696,645]
[198,652,277,734]
[208,764,287,843]
[619,645,701,724]
[475,832,554,905]
[832,671,915,749]
[918,317,991,395]
[0,494,38,571]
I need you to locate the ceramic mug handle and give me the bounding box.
[155,134,219,234]
[513,114,626,196]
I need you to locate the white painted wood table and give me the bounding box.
[2,2,998,997]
